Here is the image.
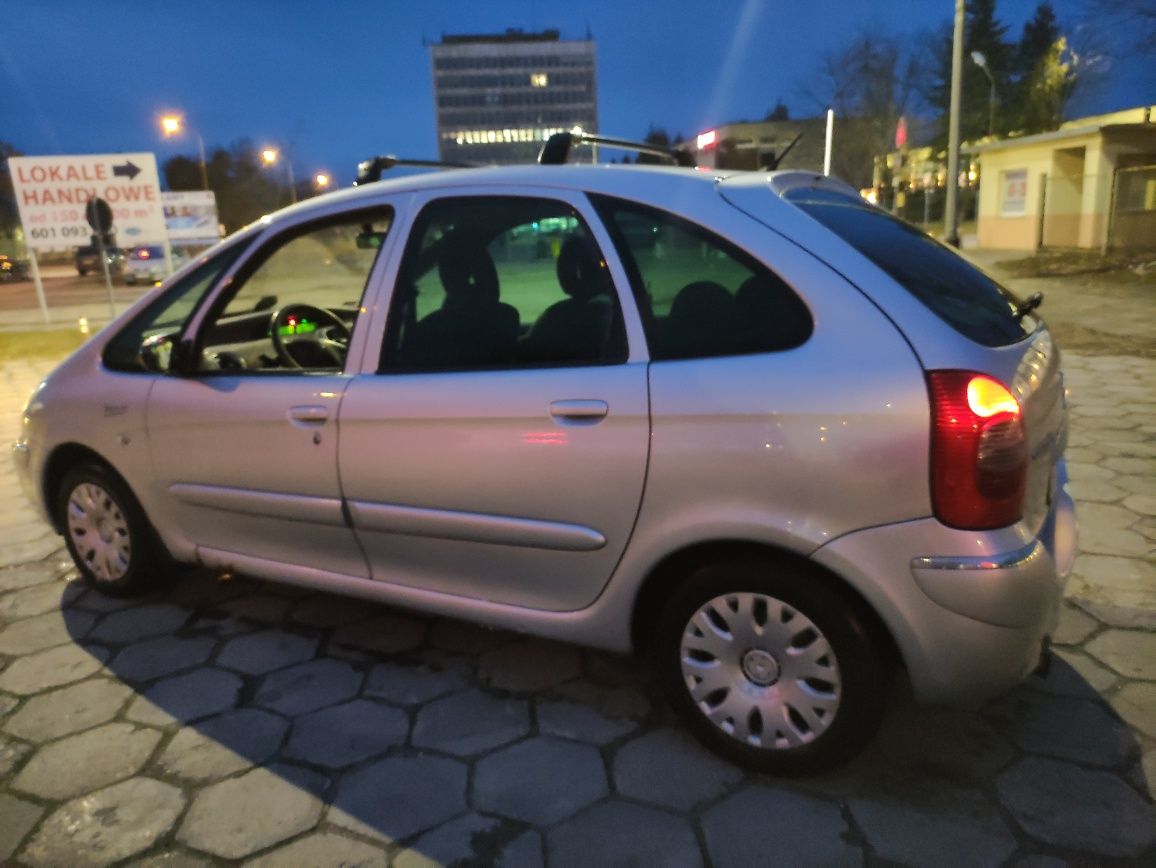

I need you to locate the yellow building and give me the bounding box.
[970,106,1156,251]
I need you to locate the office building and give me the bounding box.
[431,29,598,164]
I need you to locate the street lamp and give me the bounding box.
[261,147,297,204]
[159,113,209,189]
[313,172,331,192]
[971,51,998,137]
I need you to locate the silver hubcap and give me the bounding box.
[680,592,841,750]
[67,482,131,582]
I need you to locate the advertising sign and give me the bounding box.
[1001,169,1028,216]
[9,153,168,251]
[163,190,224,245]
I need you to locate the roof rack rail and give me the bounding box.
[538,132,696,167]
[354,156,477,186]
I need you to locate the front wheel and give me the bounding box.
[57,462,166,596]
[652,558,889,775]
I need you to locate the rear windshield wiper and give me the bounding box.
[1014,291,1043,321]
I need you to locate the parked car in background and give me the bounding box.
[123,245,169,285]
[0,254,29,282]
[13,147,1076,774]
[74,245,123,277]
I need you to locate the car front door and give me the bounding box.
[338,191,651,611]
[144,206,395,578]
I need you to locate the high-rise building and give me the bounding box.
[431,29,598,165]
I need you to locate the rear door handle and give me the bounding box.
[289,405,329,424]
[549,399,609,420]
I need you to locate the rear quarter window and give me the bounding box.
[785,190,1033,347]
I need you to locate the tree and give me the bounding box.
[1019,36,1077,133]
[163,139,283,233]
[803,31,924,186]
[766,101,790,122]
[925,0,1014,142]
[636,126,671,164]
[0,142,23,246]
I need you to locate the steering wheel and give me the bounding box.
[270,303,352,369]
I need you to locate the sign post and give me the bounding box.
[9,153,168,321]
[27,251,50,325]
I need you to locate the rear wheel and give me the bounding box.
[652,558,889,774]
[57,462,167,596]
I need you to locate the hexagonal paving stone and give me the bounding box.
[1030,650,1119,697]
[221,593,293,624]
[126,667,243,726]
[394,813,541,868]
[132,852,215,868]
[0,562,63,592]
[479,640,582,692]
[244,831,388,867]
[0,580,71,620]
[87,602,191,643]
[364,659,470,706]
[548,800,701,868]
[283,699,409,769]
[20,777,185,866]
[109,634,217,682]
[216,629,319,675]
[330,613,428,655]
[538,698,640,745]
[474,737,608,826]
[984,689,1138,768]
[13,721,162,800]
[0,607,94,654]
[254,658,364,716]
[178,766,324,859]
[1109,681,1156,739]
[613,728,743,811]
[849,780,1016,866]
[0,793,43,861]
[412,688,530,756]
[3,677,131,741]
[1086,629,1156,680]
[159,709,288,782]
[1052,602,1099,646]
[331,755,467,843]
[702,786,860,867]
[997,756,1156,858]
[0,733,32,777]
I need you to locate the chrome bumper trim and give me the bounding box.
[911,540,1042,572]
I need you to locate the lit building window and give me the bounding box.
[531,73,548,88]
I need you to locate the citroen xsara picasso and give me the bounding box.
[14,139,1076,773]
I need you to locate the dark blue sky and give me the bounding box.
[4,0,1151,186]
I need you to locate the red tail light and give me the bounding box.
[928,371,1027,530]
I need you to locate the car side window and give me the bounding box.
[591,195,812,360]
[380,196,627,373]
[193,208,392,374]
[102,238,251,373]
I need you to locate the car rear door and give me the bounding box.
[337,189,651,611]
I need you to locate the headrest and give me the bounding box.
[556,236,607,301]
[438,234,499,303]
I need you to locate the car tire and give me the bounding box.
[652,557,889,775]
[56,462,169,596]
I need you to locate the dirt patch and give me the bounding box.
[997,249,1156,283]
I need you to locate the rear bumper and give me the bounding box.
[813,462,1076,704]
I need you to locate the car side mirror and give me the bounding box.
[169,337,200,376]
[139,334,174,374]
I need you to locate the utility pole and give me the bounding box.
[944,0,965,247]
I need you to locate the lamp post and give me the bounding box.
[261,147,297,204]
[160,114,208,189]
[313,172,331,193]
[971,51,997,137]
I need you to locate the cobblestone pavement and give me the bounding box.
[0,348,1154,866]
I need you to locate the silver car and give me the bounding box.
[13,163,1077,773]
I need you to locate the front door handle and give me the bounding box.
[289,405,329,424]
[549,399,609,420]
